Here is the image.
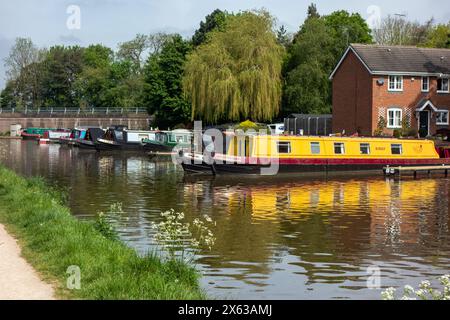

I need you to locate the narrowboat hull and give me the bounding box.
[21,133,41,140]
[182,156,450,175]
[77,139,97,150]
[95,139,143,151]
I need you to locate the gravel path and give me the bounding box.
[0,224,55,300]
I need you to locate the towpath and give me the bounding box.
[0,224,55,300]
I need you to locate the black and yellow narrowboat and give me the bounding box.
[181,135,450,175]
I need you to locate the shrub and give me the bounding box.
[382,274,450,300]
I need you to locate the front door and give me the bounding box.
[419,111,429,137]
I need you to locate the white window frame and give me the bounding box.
[437,78,449,93]
[436,110,449,125]
[333,142,345,155]
[391,144,403,155]
[360,143,370,155]
[387,108,402,129]
[277,141,291,154]
[388,75,403,92]
[310,142,320,154]
[421,76,429,92]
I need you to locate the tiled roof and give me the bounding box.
[351,44,450,74]
[330,44,450,78]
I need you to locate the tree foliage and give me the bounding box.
[143,34,191,128]
[425,23,450,48]
[184,10,285,123]
[192,9,228,47]
[373,15,434,46]
[282,5,372,116]
[117,34,149,72]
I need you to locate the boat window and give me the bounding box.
[360,143,370,155]
[334,142,345,154]
[115,130,123,141]
[310,142,320,154]
[391,144,402,155]
[277,141,291,154]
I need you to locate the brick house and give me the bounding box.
[330,44,450,137]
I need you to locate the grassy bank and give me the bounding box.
[0,165,205,299]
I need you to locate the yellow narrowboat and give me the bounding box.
[182,134,450,175]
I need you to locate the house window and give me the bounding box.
[421,77,429,92]
[334,142,345,155]
[436,110,449,125]
[277,141,291,154]
[310,142,320,154]
[360,143,370,155]
[387,108,402,128]
[437,78,449,93]
[388,75,403,91]
[391,144,402,155]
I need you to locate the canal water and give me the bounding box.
[1,139,449,299]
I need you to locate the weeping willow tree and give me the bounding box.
[183,10,285,123]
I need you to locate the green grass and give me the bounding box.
[0,166,205,299]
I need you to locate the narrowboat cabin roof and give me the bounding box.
[226,134,439,159]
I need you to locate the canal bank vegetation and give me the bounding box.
[0,165,205,299]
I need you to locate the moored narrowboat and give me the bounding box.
[181,135,450,175]
[21,128,55,140]
[95,126,156,151]
[142,129,192,153]
[59,127,88,145]
[76,127,105,149]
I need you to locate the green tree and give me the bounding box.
[143,34,191,128]
[0,80,17,109]
[117,34,149,72]
[3,37,46,109]
[283,17,335,115]
[192,9,228,46]
[425,23,450,48]
[307,3,320,19]
[324,10,372,56]
[276,25,292,48]
[184,10,285,123]
[74,44,115,109]
[40,46,85,109]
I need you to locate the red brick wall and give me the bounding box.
[372,76,450,135]
[332,50,450,136]
[332,50,373,135]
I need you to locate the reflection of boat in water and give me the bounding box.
[182,135,450,175]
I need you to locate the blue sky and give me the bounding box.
[0,0,449,89]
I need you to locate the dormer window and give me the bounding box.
[421,77,429,92]
[388,75,403,92]
[437,78,449,93]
